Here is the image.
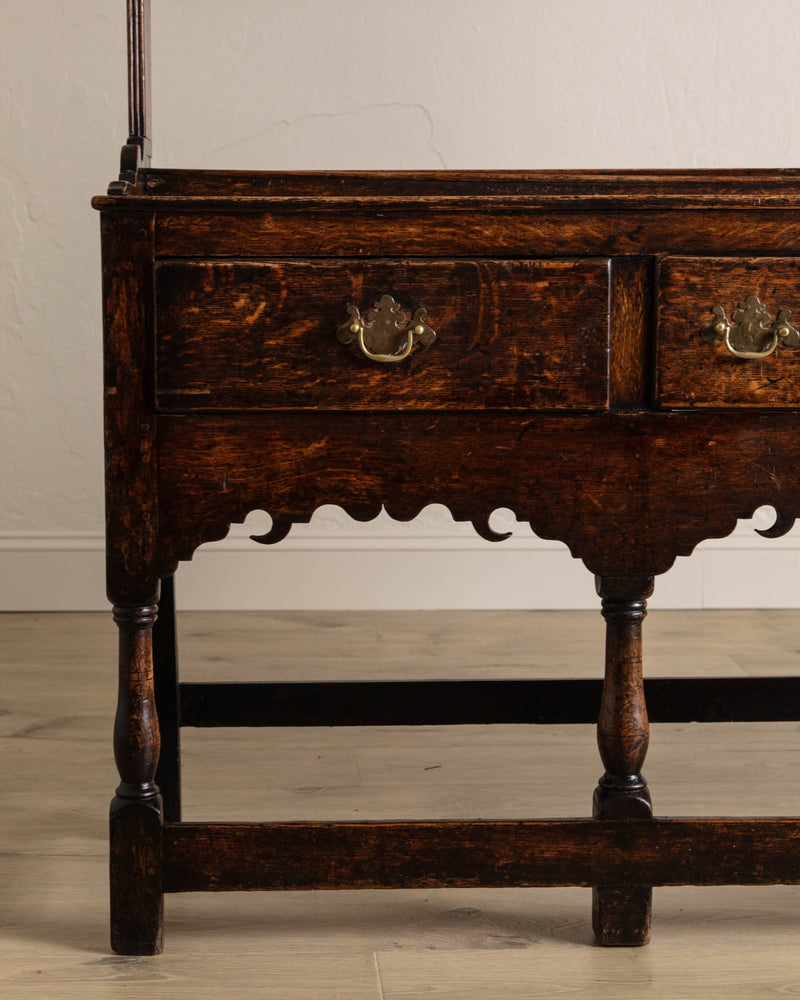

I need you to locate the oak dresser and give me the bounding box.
[94,1,800,954]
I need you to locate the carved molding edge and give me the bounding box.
[154,499,800,585]
[157,501,522,577]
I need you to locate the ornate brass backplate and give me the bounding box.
[702,295,800,359]
[336,294,437,363]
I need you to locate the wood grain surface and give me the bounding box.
[154,409,800,578]
[100,212,159,607]
[150,207,800,258]
[658,256,800,407]
[138,167,800,203]
[162,817,800,893]
[95,165,800,953]
[155,259,610,411]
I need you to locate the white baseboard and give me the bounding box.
[2,517,800,611]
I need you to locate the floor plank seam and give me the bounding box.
[373,951,386,1000]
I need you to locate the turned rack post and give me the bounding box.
[111,0,151,192]
[127,0,151,155]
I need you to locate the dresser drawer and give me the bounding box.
[155,259,610,411]
[657,256,800,408]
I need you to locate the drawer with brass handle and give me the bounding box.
[657,256,800,408]
[155,259,610,411]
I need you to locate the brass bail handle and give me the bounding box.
[357,326,415,364]
[336,295,437,364]
[702,295,800,359]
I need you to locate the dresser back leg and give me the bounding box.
[153,575,182,823]
[592,575,654,946]
[110,601,164,955]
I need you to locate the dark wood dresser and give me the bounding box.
[94,1,800,955]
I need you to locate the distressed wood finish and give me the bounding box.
[154,410,800,579]
[102,210,164,955]
[609,257,653,409]
[101,212,158,607]
[161,819,800,893]
[153,575,181,823]
[97,171,800,952]
[155,259,610,412]
[95,9,800,954]
[658,256,800,408]
[594,578,653,797]
[110,603,162,956]
[592,576,655,946]
[136,167,800,203]
[145,207,800,259]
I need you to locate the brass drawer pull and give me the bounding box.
[702,295,800,359]
[336,294,436,363]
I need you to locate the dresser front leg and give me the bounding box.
[110,602,163,955]
[592,575,654,947]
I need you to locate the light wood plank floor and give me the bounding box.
[2,609,800,998]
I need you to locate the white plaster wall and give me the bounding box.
[3,0,800,610]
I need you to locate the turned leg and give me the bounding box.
[592,575,654,947]
[110,602,163,955]
[153,575,182,823]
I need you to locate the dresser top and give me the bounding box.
[93,168,800,212]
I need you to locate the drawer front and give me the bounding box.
[657,256,800,408]
[155,259,610,411]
